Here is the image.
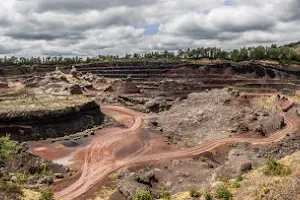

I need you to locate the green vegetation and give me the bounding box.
[228,143,238,148]
[160,186,171,200]
[199,156,206,162]
[1,43,300,66]
[263,156,291,176]
[0,179,23,195]
[236,174,243,182]
[133,187,153,200]
[231,180,241,188]
[41,164,53,176]
[84,120,95,130]
[71,65,77,71]
[189,188,200,198]
[39,187,54,200]
[218,176,229,183]
[0,134,18,167]
[215,187,232,200]
[204,191,212,200]
[127,74,132,79]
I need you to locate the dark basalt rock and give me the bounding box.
[0,101,104,141]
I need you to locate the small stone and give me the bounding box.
[55,173,64,179]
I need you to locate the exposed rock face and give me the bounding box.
[7,143,69,174]
[144,97,172,113]
[118,180,147,200]
[70,84,83,95]
[0,100,104,141]
[0,82,8,88]
[259,115,285,136]
[0,78,8,88]
[105,80,140,94]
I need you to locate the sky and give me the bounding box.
[0,0,299,57]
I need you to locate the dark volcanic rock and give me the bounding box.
[240,162,252,172]
[0,101,104,141]
[106,80,140,94]
[145,97,172,113]
[70,84,83,95]
[118,180,147,200]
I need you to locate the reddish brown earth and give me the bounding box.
[28,103,299,200]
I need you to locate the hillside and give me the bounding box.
[284,41,300,54]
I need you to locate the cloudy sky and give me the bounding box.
[0,0,299,56]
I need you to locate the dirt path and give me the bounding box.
[55,105,298,200]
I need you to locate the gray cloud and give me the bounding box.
[30,0,158,12]
[0,0,299,56]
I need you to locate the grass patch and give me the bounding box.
[189,188,200,198]
[199,156,206,162]
[218,176,229,183]
[231,181,241,188]
[133,187,153,200]
[263,156,292,176]
[236,174,243,182]
[160,186,171,200]
[215,187,232,200]
[39,187,54,200]
[204,191,212,200]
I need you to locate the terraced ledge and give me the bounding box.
[0,98,104,141]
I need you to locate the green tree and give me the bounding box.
[0,135,18,167]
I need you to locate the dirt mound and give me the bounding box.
[22,70,99,96]
[148,89,285,146]
[144,97,173,113]
[105,80,140,94]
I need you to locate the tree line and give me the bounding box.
[0,44,299,66]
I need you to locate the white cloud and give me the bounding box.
[0,0,299,56]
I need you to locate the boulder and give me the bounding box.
[70,84,83,95]
[108,80,140,94]
[136,170,157,186]
[118,180,147,200]
[240,162,252,172]
[0,81,8,88]
[145,97,171,113]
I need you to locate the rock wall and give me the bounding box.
[0,101,104,141]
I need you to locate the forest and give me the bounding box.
[0,44,299,66]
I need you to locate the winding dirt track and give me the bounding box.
[55,105,298,200]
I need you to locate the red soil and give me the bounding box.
[29,105,299,200]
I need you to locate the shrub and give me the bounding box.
[71,66,77,71]
[0,134,18,167]
[41,164,53,176]
[231,181,241,188]
[133,187,153,200]
[204,191,212,200]
[160,186,171,200]
[40,187,54,200]
[215,187,232,200]
[218,176,229,183]
[199,156,206,162]
[263,156,291,176]
[0,179,23,194]
[236,174,243,182]
[189,188,200,197]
